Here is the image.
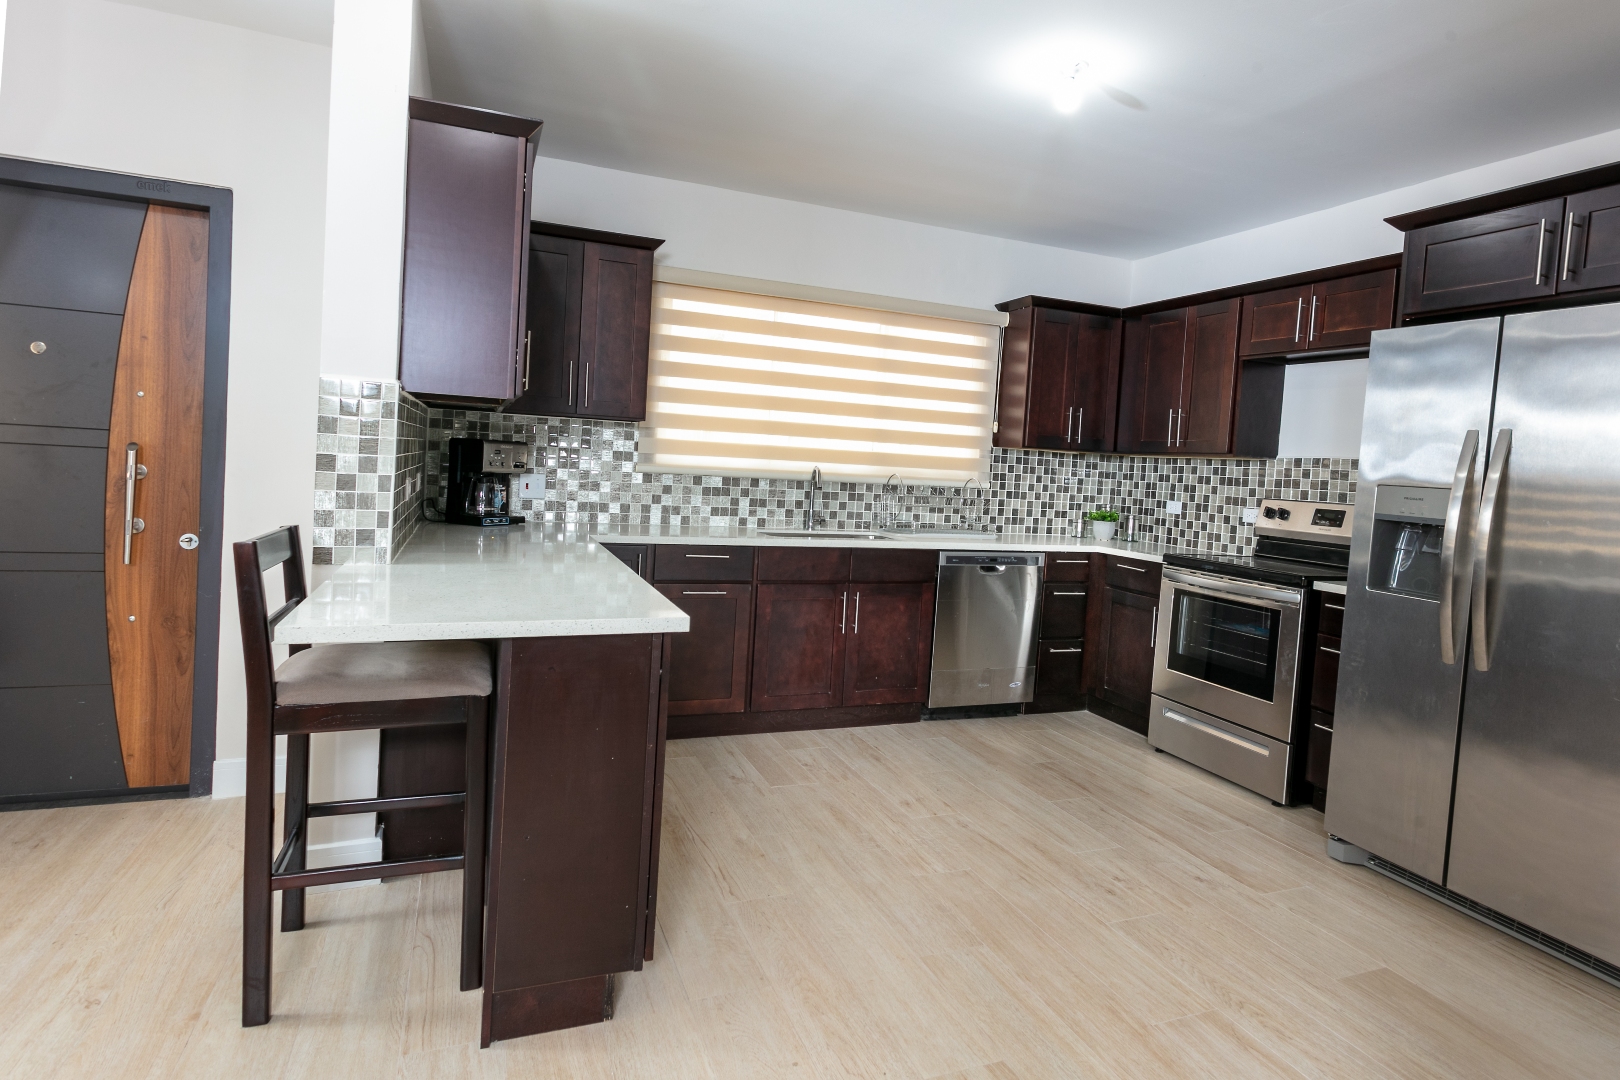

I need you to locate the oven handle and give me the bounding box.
[1162,568,1302,607]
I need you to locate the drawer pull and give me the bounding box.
[681,590,728,596]
[1054,559,1086,563]
[684,553,731,558]
[1046,647,1083,654]
[1051,591,1087,596]
[1161,707,1271,756]
[1313,723,1334,734]
[1323,602,1344,610]
[1120,564,1146,571]
[1319,645,1340,655]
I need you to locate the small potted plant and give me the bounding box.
[1087,509,1120,541]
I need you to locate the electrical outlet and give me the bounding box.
[1242,506,1259,524]
[517,474,546,501]
[1166,500,1183,515]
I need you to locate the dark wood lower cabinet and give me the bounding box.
[750,584,845,711]
[842,583,934,707]
[657,584,751,715]
[601,542,650,580]
[1030,639,1085,713]
[1095,586,1157,714]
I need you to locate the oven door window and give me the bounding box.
[1166,589,1280,701]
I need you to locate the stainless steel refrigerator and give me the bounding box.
[1327,302,1620,982]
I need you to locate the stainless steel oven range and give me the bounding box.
[1148,499,1353,804]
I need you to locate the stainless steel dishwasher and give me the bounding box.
[928,552,1044,710]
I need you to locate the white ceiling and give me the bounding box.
[419,0,1620,258]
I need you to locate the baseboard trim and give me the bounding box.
[669,702,921,740]
[211,755,286,799]
[306,834,385,893]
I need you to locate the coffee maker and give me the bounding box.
[446,437,530,526]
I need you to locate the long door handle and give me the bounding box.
[1534,219,1547,286]
[1308,294,1318,341]
[1438,430,1479,665]
[582,361,591,408]
[1162,706,1272,756]
[1150,605,1158,649]
[567,360,575,405]
[123,442,147,565]
[1166,408,1173,445]
[1471,429,1512,671]
[852,592,860,633]
[840,590,848,634]
[1066,406,1074,442]
[1563,210,1577,281]
[1075,407,1083,444]
[1293,297,1303,343]
[522,330,532,391]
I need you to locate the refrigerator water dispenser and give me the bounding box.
[1367,484,1450,600]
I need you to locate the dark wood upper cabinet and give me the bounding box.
[1117,308,1187,454]
[1179,299,1241,455]
[1560,183,1620,294]
[1239,270,1395,358]
[842,583,934,707]
[1401,197,1563,316]
[994,298,1120,454]
[509,222,661,421]
[398,99,541,406]
[658,584,752,715]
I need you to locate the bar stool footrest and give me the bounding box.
[271,854,464,892]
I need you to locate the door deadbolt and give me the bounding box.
[131,518,145,534]
[179,533,199,550]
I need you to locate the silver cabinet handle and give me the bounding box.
[1322,601,1344,610]
[1120,563,1145,571]
[122,442,147,565]
[1293,296,1303,342]
[1319,645,1341,655]
[1051,590,1086,596]
[1563,210,1577,281]
[1534,219,1547,285]
[681,590,728,595]
[1046,647,1083,654]
[1162,706,1271,756]
[1438,429,1479,666]
[684,553,731,558]
[1308,294,1318,341]
[1471,429,1512,672]
[568,359,575,404]
[1176,409,1184,446]
[1075,407,1083,444]
[1066,406,1074,442]
[853,591,860,633]
[522,331,532,391]
[840,590,848,634]
[1166,408,1174,445]
[1054,558,1086,564]
[582,361,591,408]
[636,552,644,576]
[1150,605,1158,649]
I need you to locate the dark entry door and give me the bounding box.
[0,185,210,800]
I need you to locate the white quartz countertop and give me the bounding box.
[1313,580,1349,595]
[275,524,690,644]
[589,525,1168,561]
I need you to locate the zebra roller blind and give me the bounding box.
[641,281,999,481]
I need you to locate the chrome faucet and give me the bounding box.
[805,467,821,531]
[959,477,986,531]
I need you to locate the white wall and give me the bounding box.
[532,157,1133,311]
[0,0,330,798]
[1130,124,1620,306]
[1277,359,1368,459]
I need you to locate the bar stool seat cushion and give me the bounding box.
[275,640,492,705]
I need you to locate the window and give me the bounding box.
[640,280,1002,481]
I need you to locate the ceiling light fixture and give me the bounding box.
[1001,37,1136,115]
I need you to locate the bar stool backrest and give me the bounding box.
[232,525,309,717]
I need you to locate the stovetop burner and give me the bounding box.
[1162,549,1348,589]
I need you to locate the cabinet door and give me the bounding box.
[842,583,934,706]
[578,242,653,420]
[750,584,846,711]
[399,118,528,403]
[1070,314,1121,452]
[658,584,752,715]
[1117,309,1186,453]
[1178,299,1240,455]
[1031,639,1086,714]
[602,542,650,580]
[1559,183,1620,294]
[508,234,583,416]
[1025,308,1077,449]
[1310,634,1340,714]
[1096,586,1157,713]
[1307,269,1397,351]
[1402,198,1562,315]
[1238,285,1311,358]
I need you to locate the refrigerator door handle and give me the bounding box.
[1438,429,1480,665]
[1471,429,1512,671]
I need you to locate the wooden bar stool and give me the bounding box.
[233,525,491,1027]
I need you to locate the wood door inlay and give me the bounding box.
[104,205,208,788]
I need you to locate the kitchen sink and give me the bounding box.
[760,529,891,540]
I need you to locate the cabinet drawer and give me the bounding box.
[1311,635,1341,713]
[850,547,937,583]
[601,542,650,580]
[1041,582,1088,640]
[1045,554,1091,582]
[1105,556,1161,595]
[653,545,755,582]
[1305,712,1334,790]
[1317,593,1345,637]
[757,546,851,582]
[1031,638,1086,714]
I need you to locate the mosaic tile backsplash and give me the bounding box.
[311,381,1356,565]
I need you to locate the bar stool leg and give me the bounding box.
[243,714,276,1026]
[460,697,489,991]
[280,733,311,932]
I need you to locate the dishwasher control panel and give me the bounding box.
[939,552,1045,567]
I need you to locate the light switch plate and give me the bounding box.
[1166,500,1183,515]
[1242,507,1259,524]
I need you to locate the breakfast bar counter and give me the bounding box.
[278,525,688,1045]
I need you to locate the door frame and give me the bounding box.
[0,155,233,799]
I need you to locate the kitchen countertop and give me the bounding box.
[591,524,1169,560]
[275,524,690,644]
[1313,580,1349,595]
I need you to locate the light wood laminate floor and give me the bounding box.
[3,711,1617,1079]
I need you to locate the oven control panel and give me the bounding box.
[1253,498,1354,544]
